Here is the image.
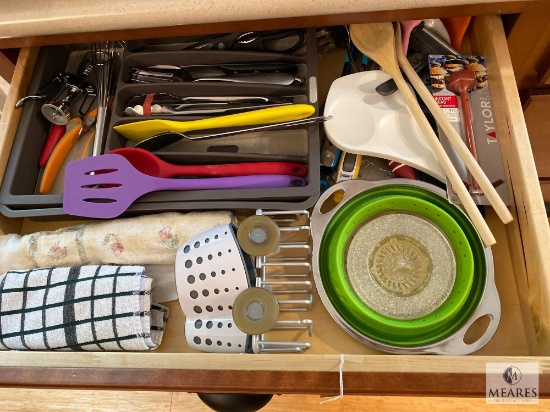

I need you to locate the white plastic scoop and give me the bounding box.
[324,70,445,182]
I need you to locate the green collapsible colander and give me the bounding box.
[311,179,500,355]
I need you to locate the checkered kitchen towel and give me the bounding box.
[0,265,169,351]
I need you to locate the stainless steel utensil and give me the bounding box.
[132,70,303,85]
[123,102,291,117]
[123,94,294,117]
[148,62,298,74]
[15,72,71,108]
[194,73,304,85]
[127,94,293,107]
[41,61,95,125]
[409,21,460,55]
[375,52,426,96]
[134,115,329,151]
[90,41,123,156]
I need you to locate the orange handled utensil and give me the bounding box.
[441,17,471,51]
[39,107,98,194]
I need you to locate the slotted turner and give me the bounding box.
[63,154,306,219]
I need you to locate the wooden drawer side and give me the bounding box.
[0,48,39,236]
[0,48,39,187]
[471,15,550,355]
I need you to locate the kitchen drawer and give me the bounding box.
[0,15,548,396]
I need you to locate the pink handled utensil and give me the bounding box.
[109,147,308,177]
[400,20,422,54]
[63,154,306,219]
[441,16,471,51]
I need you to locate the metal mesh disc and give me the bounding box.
[346,212,456,319]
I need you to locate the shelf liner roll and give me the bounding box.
[0,211,234,276]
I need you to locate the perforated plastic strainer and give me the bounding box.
[312,179,500,355]
[175,224,254,353]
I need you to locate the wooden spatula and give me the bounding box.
[350,22,496,246]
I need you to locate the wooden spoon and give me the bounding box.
[350,22,496,246]
[394,23,513,225]
[382,20,423,180]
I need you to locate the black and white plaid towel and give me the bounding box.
[0,265,169,351]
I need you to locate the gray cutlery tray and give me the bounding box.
[0,29,320,218]
[0,197,318,220]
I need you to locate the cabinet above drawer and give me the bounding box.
[0,0,535,48]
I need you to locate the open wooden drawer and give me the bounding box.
[0,15,549,397]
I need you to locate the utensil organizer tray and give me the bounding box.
[0,29,320,217]
[0,15,549,396]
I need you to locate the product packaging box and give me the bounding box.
[429,54,510,206]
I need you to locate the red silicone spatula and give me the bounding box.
[447,69,480,192]
[109,147,308,177]
[38,124,66,167]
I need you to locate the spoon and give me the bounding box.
[376,19,422,180]
[109,147,308,178]
[349,22,495,246]
[113,104,315,141]
[133,115,328,151]
[375,20,424,96]
[394,23,512,226]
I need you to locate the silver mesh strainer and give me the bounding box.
[346,212,456,319]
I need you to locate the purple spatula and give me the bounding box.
[63,154,306,219]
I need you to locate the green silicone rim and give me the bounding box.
[335,196,473,324]
[318,185,487,347]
